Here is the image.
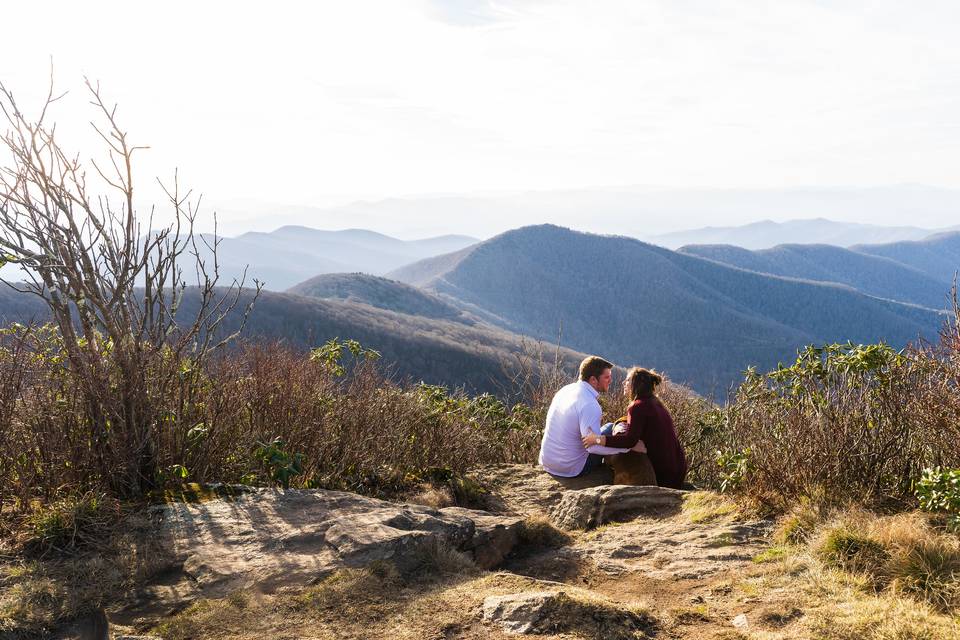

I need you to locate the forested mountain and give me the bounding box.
[648,218,934,250]
[852,232,960,283]
[287,273,471,323]
[197,227,478,291]
[0,286,583,395]
[678,243,953,308]
[390,225,944,395]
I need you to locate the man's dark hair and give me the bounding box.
[579,356,613,381]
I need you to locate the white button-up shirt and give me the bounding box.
[538,380,630,477]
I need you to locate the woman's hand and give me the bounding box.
[581,433,605,448]
[632,440,647,454]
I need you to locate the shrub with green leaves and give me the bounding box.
[716,448,751,494]
[715,341,960,508]
[252,438,305,489]
[915,467,960,531]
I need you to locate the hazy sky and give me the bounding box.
[2,1,960,232]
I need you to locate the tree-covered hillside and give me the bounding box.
[852,231,960,283]
[0,286,583,395]
[679,243,952,308]
[287,273,471,323]
[391,225,944,395]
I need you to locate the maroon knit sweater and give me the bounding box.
[603,396,688,489]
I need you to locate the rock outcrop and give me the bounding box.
[549,484,684,530]
[481,589,656,638]
[154,488,522,598]
[482,591,562,634]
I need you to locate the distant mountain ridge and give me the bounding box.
[389,225,944,396]
[214,185,960,241]
[200,227,478,291]
[678,241,955,309]
[852,232,960,283]
[649,218,937,250]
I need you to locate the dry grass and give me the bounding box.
[406,483,455,509]
[149,570,657,640]
[809,597,960,640]
[774,496,830,545]
[805,510,960,612]
[517,515,572,550]
[725,509,960,639]
[0,513,174,637]
[682,491,744,524]
[814,517,892,578]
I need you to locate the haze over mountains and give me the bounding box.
[651,219,944,250]
[213,185,960,240]
[204,227,477,291]
[0,285,585,395]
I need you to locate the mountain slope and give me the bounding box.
[287,273,470,323]
[0,286,582,395]
[852,231,960,283]
[390,225,943,395]
[678,243,953,308]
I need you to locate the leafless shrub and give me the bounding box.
[0,73,260,497]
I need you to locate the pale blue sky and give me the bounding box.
[2,1,960,231]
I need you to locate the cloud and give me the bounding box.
[424,0,515,26]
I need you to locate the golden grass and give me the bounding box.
[405,483,455,509]
[774,496,829,545]
[809,596,960,640]
[517,515,572,549]
[727,510,960,640]
[0,513,174,637]
[681,491,743,524]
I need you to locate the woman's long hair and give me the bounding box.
[625,367,663,402]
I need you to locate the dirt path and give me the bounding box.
[500,508,776,639]
[451,465,781,638]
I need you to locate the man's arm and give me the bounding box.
[579,400,629,455]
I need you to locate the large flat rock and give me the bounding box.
[153,488,522,597]
[470,463,684,530]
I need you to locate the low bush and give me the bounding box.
[815,521,890,578]
[709,335,960,509]
[888,538,960,612]
[0,333,548,528]
[24,493,121,556]
[915,466,960,532]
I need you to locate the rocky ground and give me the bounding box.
[5,464,958,639]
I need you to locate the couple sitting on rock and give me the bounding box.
[538,356,688,489]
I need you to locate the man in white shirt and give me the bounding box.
[538,356,632,477]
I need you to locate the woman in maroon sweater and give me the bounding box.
[583,367,688,489]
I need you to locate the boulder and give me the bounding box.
[482,589,656,638]
[549,484,684,530]
[442,506,521,569]
[482,590,562,634]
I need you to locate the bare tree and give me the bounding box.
[0,72,261,496]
